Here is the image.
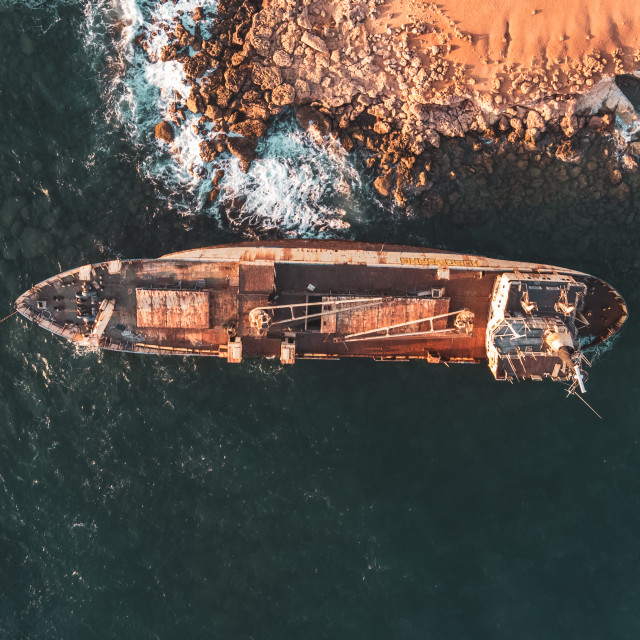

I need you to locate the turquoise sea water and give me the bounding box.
[1,2,640,638]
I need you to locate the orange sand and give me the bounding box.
[376,0,640,99]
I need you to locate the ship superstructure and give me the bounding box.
[15,241,626,392]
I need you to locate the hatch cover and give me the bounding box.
[136,289,210,329]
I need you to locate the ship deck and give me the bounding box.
[15,241,627,366]
[264,262,495,361]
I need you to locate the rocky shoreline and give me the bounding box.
[140,0,640,206]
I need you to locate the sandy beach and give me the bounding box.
[380,0,640,99]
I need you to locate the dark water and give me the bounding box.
[1,4,640,639]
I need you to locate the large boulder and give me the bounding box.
[281,26,298,54]
[230,51,247,67]
[561,114,579,138]
[203,39,224,59]
[374,171,394,197]
[525,127,541,147]
[224,66,248,93]
[271,83,295,106]
[509,117,525,137]
[338,133,354,152]
[205,104,222,121]
[252,64,282,90]
[230,119,268,138]
[296,105,331,137]
[183,52,210,79]
[161,43,181,62]
[154,120,175,143]
[588,114,614,132]
[200,140,218,163]
[526,110,545,131]
[174,20,196,48]
[214,85,232,108]
[242,100,270,120]
[186,88,204,113]
[297,7,312,29]
[227,136,258,172]
[373,120,391,135]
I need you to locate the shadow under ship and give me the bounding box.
[16,241,627,392]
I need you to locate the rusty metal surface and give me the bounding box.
[160,239,590,276]
[320,296,450,335]
[136,289,210,329]
[239,263,275,293]
[14,242,627,365]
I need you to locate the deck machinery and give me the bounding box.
[15,241,626,394]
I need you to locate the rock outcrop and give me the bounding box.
[138,0,640,203]
[154,121,174,143]
[227,136,258,172]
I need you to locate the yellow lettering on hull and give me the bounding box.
[400,256,479,267]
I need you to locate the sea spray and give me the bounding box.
[79,0,367,236]
[215,118,367,236]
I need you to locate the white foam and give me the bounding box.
[615,115,640,144]
[583,330,622,361]
[216,121,361,236]
[79,0,363,235]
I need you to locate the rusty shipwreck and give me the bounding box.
[15,241,627,392]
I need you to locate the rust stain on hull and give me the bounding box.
[14,241,626,388]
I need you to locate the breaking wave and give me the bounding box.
[78,0,365,235]
[214,121,364,237]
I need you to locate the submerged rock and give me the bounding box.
[20,227,47,259]
[19,34,33,57]
[296,106,331,137]
[374,171,394,197]
[0,197,24,229]
[227,136,258,172]
[2,241,20,262]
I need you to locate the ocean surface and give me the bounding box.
[1,1,640,638]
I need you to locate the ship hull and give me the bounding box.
[16,241,627,378]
